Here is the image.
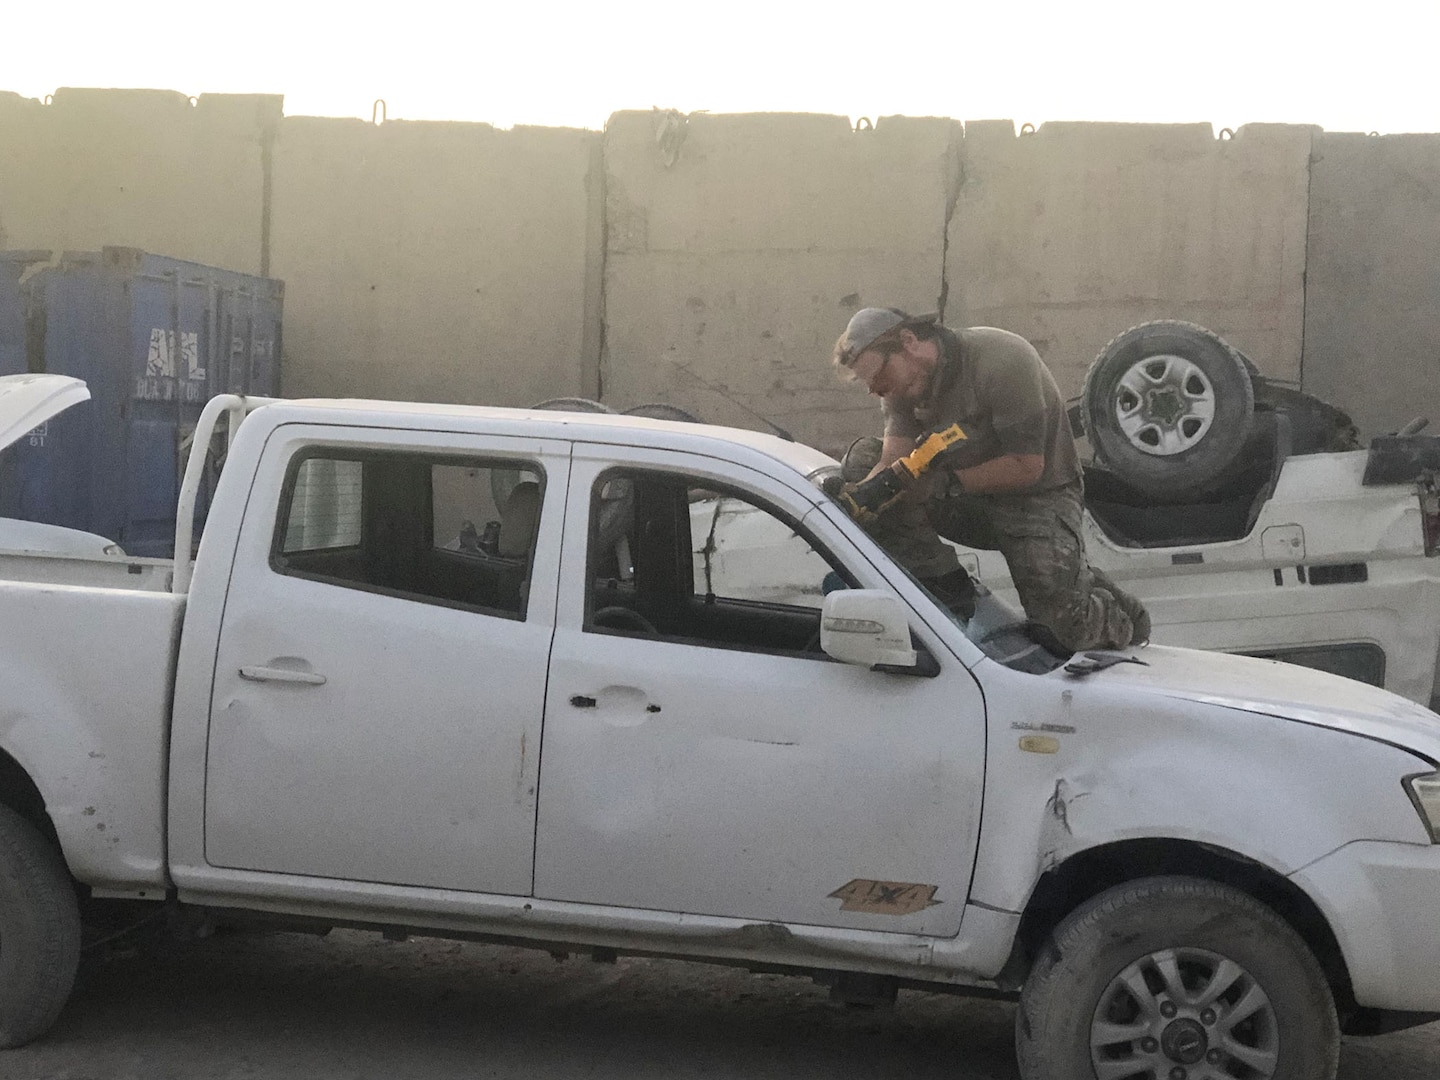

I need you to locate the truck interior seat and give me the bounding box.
[498,481,541,558]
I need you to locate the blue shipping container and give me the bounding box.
[0,247,283,556]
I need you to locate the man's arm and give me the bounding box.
[864,434,915,479]
[953,453,1044,494]
[867,437,1043,494]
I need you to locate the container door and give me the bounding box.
[124,263,213,556]
[204,425,568,895]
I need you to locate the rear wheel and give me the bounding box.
[0,803,81,1047]
[1016,876,1339,1080]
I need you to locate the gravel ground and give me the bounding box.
[3,929,1436,1080]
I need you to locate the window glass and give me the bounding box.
[282,458,362,552]
[586,469,846,655]
[690,492,831,609]
[274,449,543,618]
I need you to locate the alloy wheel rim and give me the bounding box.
[1090,946,1280,1080]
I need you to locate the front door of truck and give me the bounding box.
[204,423,567,894]
[533,446,986,936]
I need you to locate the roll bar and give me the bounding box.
[172,394,276,594]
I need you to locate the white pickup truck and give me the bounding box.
[2,375,1439,1080]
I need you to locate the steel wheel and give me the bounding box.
[1113,353,1217,456]
[1092,946,1278,1080]
[1082,321,1254,501]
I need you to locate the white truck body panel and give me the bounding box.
[0,578,180,888]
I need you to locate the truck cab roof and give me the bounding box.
[251,398,840,484]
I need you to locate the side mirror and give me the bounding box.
[820,590,917,668]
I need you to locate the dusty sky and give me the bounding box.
[7,0,1438,133]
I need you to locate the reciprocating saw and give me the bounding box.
[830,423,968,523]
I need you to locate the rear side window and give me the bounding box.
[273,449,544,618]
[282,458,363,551]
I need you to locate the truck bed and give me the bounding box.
[0,572,182,889]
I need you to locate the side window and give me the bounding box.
[282,458,362,551]
[585,468,850,655]
[273,449,544,618]
[691,491,834,608]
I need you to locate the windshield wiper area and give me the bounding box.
[1064,651,1150,676]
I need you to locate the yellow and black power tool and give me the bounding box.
[832,423,967,523]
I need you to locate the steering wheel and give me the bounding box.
[591,606,658,635]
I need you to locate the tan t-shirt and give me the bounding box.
[882,325,1081,492]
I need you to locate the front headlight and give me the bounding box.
[1404,772,1440,843]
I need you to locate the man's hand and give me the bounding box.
[833,468,909,523]
[828,425,967,523]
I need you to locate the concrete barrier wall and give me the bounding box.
[2,87,1438,449]
[948,121,1315,399]
[1303,133,1440,436]
[599,111,959,451]
[269,118,598,405]
[0,89,278,273]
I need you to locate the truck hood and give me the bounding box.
[1082,645,1440,763]
[0,374,89,452]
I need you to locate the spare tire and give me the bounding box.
[1082,321,1255,501]
[623,402,704,423]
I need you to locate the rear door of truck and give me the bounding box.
[200,422,569,895]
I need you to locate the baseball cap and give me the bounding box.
[836,307,937,367]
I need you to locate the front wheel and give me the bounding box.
[1016,876,1338,1080]
[0,803,81,1047]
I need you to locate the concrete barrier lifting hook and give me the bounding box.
[372,99,387,126]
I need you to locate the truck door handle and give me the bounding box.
[569,695,597,708]
[239,665,328,686]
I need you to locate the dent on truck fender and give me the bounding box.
[1039,778,1091,869]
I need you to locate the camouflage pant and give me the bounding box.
[865,480,1145,651]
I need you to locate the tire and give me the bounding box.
[1016,876,1338,1080]
[622,403,704,423]
[0,803,81,1048]
[1083,321,1255,501]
